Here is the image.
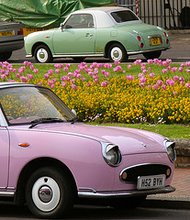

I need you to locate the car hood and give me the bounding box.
[28,123,166,155]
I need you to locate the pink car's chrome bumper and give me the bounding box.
[78,185,175,199]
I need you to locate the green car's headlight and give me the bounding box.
[102,142,122,167]
[164,139,176,162]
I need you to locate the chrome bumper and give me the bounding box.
[78,185,175,199]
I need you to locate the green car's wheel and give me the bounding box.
[34,45,53,63]
[108,43,128,62]
[25,167,75,218]
[143,50,162,60]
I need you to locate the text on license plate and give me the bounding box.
[150,37,161,46]
[137,174,165,190]
[0,31,14,37]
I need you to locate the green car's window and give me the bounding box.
[111,10,139,23]
[64,14,94,29]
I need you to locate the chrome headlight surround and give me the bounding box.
[164,139,176,162]
[101,142,122,167]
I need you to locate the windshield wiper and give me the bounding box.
[29,118,64,129]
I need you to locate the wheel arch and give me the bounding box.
[31,42,51,56]
[104,41,127,58]
[14,157,78,205]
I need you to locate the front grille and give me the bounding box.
[120,164,171,183]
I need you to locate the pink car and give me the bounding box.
[0,82,176,218]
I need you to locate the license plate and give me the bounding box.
[0,31,14,37]
[150,37,161,46]
[137,174,165,190]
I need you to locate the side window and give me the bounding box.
[64,14,94,29]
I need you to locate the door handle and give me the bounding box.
[85,33,93,37]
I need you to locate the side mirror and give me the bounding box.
[71,109,77,116]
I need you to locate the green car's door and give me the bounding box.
[53,13,96,55]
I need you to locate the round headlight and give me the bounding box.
[164,140,176,162]
[102,143,122,167]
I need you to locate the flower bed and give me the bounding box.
[0,59,189,124]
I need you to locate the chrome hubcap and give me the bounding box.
[37,48,48,62]
[32,176,61,212]
[111,47,123,61]
[38,185,53,203]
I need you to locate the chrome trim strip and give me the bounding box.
[127,47,169,55]
[26,54,32,58]
[53,53,103,58]
[78,185,175,199]
[0,108,8,127]
[0,191,15,197]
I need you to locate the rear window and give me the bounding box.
[111,10,139,23]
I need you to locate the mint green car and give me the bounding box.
[24,6,170,63]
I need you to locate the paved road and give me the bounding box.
[0,203,190,220]
[9,32,190,63]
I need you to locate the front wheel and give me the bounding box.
[25,167,75,218]
[108,44,128,62]
[143,51,162,60]
[34,45,53,63]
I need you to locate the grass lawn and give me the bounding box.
[93,123,190,139]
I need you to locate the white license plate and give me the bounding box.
[137,174,165,190]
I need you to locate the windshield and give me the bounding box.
[111,10,139,23]
[0,86,75,125]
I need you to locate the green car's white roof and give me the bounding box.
[66,6,139,28]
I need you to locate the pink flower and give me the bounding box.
[156,80,163,86]
[185,83,190,88]
[166,79,175,86]
[101,81,108,87]
[178,67,183,72]
[55,69,60,74]
[61,82,67,87]
[48,69,54,75]
[147,59,153,64]
[101,70,109,77]
[126,75,134,81]
[149,72,155,78]
[104,63,112,69]
[71,84,77,90]
[173,75,179,81]
[87,82,91,87]
[1,74,6,79]
[20,76,28,82]
[134,59,142,65]
[27,74,33,79]
[171,67,177,72]
[153,84,159,90]
[162,68,168,74]
[114,61,120,65]
[33,68,38,74]
[44,73,49,79]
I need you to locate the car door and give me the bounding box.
[53,13,96,54]
[0,127,9,188]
